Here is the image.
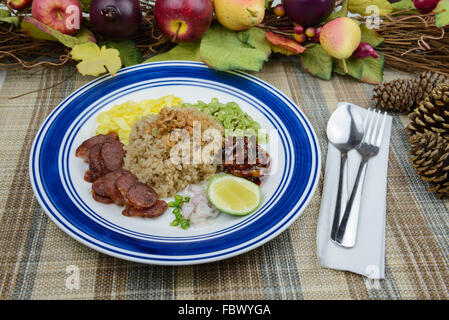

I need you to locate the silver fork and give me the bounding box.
[334,109,387,248]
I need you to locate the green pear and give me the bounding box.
[214,0,266,31]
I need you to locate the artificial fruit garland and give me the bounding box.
[0,0,448,83]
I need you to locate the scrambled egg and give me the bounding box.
[96,95,182,144]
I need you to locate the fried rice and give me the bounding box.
[124,107,224,198]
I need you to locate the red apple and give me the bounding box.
[7,0,33,10]
[32,0,82,35]
[155,0,213,43]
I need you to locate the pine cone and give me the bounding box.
[409,133,449,198]
[416,71,449,102]
[406,83,449,137]
[372,78,417,113]
[373,71,448,113]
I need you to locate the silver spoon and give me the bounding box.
[326,103,365,242]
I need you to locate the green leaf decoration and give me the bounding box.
[299,44,333,81]
[360,53,384,84]
[106,40,143,67]
[22,19,58,41]
[334,58,363,80]
[333,52,384,84]
[199,25,270,72]
[80,0,92,12]
[270,44,297,56]
[391,0,416,10]
[360,24,384,47]
[0,10,9,18]
[333,59,345,76]
[0,16,19,27]
[0,9,19,27]
[265,0,274,9]
[435,0,449,28]
[146,42,201,63]
[237,27,272,57]
[349,0,393,16]
[71,42,122,77]
[23,17,95,48]
[76,27,97,44]
[326,0,349,22]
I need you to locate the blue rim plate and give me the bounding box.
[29,61,321,265]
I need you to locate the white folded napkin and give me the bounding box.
[316,103,392,280]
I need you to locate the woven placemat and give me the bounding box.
[0,61,448,299]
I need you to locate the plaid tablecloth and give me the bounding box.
[0,59,448,300]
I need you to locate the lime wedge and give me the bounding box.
[207,174,262,216]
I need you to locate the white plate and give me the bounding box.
[29,61,321,265]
